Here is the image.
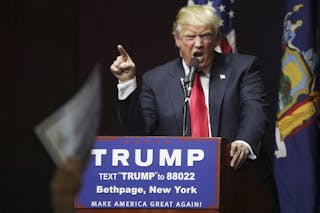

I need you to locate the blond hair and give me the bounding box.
[172,5,221,39]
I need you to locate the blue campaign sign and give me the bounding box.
[75,136,220,209]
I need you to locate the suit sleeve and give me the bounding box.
[118,89,146,136]
[139,73,159,135]
[236,58,270,155]
[117,72,159,136]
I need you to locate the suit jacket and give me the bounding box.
[118,53,279,211]
[119,52,269,156]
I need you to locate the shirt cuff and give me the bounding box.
[117,77,137,100]
[234,140,257,160]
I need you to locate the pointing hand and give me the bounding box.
[110,45,136,82]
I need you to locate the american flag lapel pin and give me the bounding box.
[219,74,226,80]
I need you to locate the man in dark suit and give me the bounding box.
[110,4,279,212]
[111,4,268,169]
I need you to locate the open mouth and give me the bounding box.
[193,52,203,62]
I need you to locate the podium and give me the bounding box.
[75,136,272,213]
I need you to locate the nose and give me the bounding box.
[194,36,203,48]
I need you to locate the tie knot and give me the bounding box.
[196,71,205,77]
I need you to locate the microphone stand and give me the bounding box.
[180,77,190,136]
[181,57,199,136]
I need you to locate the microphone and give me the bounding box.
[184,57,199,98]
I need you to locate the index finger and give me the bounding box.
[117,44,129,61]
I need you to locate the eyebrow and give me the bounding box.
[183,30,213,35]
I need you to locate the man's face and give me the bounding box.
[174,25,218,70]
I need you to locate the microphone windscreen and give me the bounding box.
[189,57,199,68]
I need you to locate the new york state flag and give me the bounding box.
[274,0,319,212]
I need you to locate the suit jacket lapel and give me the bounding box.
[166,59,188,135]
[209,53,230,136]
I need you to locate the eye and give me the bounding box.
[184,35,196,41]
[200,33,213,40]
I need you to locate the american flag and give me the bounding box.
[187,0,237,53]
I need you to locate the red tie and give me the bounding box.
[189,72,209,137]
